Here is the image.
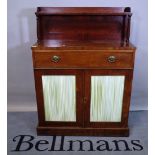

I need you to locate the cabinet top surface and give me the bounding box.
[32,40,136,50]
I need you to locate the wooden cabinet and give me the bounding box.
[32,7,136,136]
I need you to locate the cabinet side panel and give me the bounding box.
[90,76,125,122]
[42,76,76,122]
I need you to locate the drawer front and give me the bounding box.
[33,51,134,69]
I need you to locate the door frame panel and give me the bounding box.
[34,69,84,127]
[84,69,133,128]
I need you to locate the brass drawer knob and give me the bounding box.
[52,55,60,63]
[107,56,116,63]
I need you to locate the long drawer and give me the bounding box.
[32,50,135,69]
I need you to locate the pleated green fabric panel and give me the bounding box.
[90,76,125,122]
[42,76,76,122]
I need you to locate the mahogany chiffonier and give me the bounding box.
[31,7,136,136]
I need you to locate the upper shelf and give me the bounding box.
[36,7,132,16]
[35,7,132,47]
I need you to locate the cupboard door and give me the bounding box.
[84,69,133,128]
[34,69,84,127]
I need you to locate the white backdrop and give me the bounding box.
[7,0,148,111]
